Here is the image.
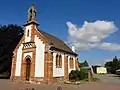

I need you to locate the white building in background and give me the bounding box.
[97,67,107,74]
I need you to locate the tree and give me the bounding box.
[105,56,120,74]
[79,60,89,67]
[112,56,119,74]
[84,60,89,67]
[105,61,112,73]
[0,24,23,77]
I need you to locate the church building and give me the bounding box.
[10,4,79,84]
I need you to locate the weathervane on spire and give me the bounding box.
[27,4,37,22]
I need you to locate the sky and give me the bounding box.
[0,0,120,66]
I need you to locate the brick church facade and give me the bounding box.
[10,4,79,84]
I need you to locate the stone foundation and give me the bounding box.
[53,76,65,83]
[11,76,48,84]
[11,76,67,84]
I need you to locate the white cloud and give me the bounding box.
[66,20,119,51]
[98,42,120,51]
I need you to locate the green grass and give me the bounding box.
[92,77,100,81]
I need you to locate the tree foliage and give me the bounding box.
[0,24,23,77]
[104,61,112,73]
[105,56,120,74]
[79,60,89,67]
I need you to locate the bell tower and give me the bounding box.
[23,4,39,43]
[20,4,38,81]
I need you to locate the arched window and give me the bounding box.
[56,54,62,68]
[56,54,59,68]
[70,57,74,68]
[27,30,29,37]
[59,55,62,68]
[75,58,78,69]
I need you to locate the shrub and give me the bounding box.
[69,70,76,81]
[69,68,88,81]
[79,68,88,80]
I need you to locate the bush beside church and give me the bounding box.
[69,68,88,81]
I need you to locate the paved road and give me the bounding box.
[94,74,120,84]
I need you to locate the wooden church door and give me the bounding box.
[26,58,31,81]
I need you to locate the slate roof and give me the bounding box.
[39,30,77,56]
